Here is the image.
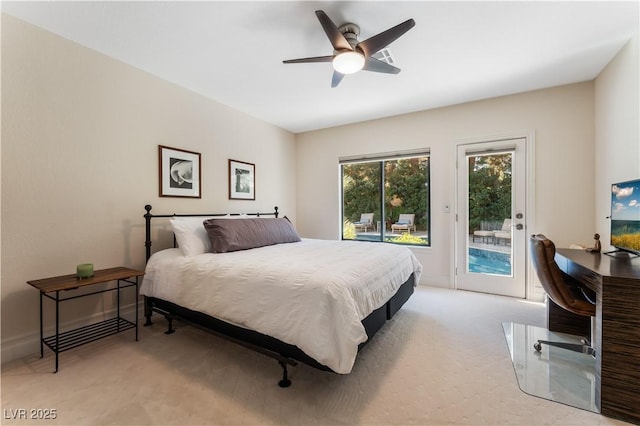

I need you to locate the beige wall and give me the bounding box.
[295,83,596,287]
[595,33,640,247]
[1,15,296,361]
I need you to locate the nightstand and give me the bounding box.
[27,267,145,372]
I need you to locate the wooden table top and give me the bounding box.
[556,248,640,280]
[27,267,145,293]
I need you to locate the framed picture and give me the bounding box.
[229,159,255,200]
[159,145,201,198]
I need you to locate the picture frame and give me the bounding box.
[228,159,255,200]
[159,145,201,198]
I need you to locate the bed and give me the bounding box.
[141,205,422,386]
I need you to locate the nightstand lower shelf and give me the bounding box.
[43,317,136,353]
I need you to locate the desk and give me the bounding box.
[554,249,640,424]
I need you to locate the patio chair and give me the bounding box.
[391,214,416,234]
[494,219,512,245]
[473,227,495,243]
[353,213,374,232]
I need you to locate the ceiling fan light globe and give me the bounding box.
[333,51,365,74]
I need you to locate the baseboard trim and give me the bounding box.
[420,276,451,288]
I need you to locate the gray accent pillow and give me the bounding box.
[203,217,301,253]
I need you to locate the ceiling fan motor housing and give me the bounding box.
[337,23,361,52]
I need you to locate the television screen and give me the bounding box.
[610,178,640,254]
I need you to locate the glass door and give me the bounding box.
[455,138,527,298]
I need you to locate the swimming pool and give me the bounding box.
[468,247,512,275]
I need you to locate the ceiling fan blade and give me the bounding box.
[315,10,352,51]
[331,71,346,88]
[362,57,401,74]
[357,18,415,57]
[283,55,335,64]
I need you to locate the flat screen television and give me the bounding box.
[610,178,640,255]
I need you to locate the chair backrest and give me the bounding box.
[501,219,512,231]
[529,234,594,317]
[360,213,374,223]
[398,214,415,224]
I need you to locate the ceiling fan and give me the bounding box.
[283,10,415,88]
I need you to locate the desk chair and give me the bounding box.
[529,234,596,357]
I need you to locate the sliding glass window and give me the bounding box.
[340,152,430,247]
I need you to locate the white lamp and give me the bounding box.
[332,51,365,74]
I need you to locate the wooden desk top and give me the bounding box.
[27,267,145,293]
[556,248,640,280]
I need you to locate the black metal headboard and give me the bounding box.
[144,204,279,262]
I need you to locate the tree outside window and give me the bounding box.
[468,153,512,234]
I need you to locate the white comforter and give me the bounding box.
[140,238,422,374]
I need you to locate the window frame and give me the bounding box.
[339,150,431,247]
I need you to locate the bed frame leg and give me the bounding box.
[164,316,175,334]
[143,296,153,326]
[278,361,292,388]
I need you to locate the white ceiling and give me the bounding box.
[3,1,639,133]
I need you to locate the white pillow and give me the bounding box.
[169,216,215,257]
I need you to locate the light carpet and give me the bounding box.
[1,286,631,425]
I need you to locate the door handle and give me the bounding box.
[515,223,524,230]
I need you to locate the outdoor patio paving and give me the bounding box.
[356,230,511,253]
[468,235,511,253]
[353,231,511,254]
